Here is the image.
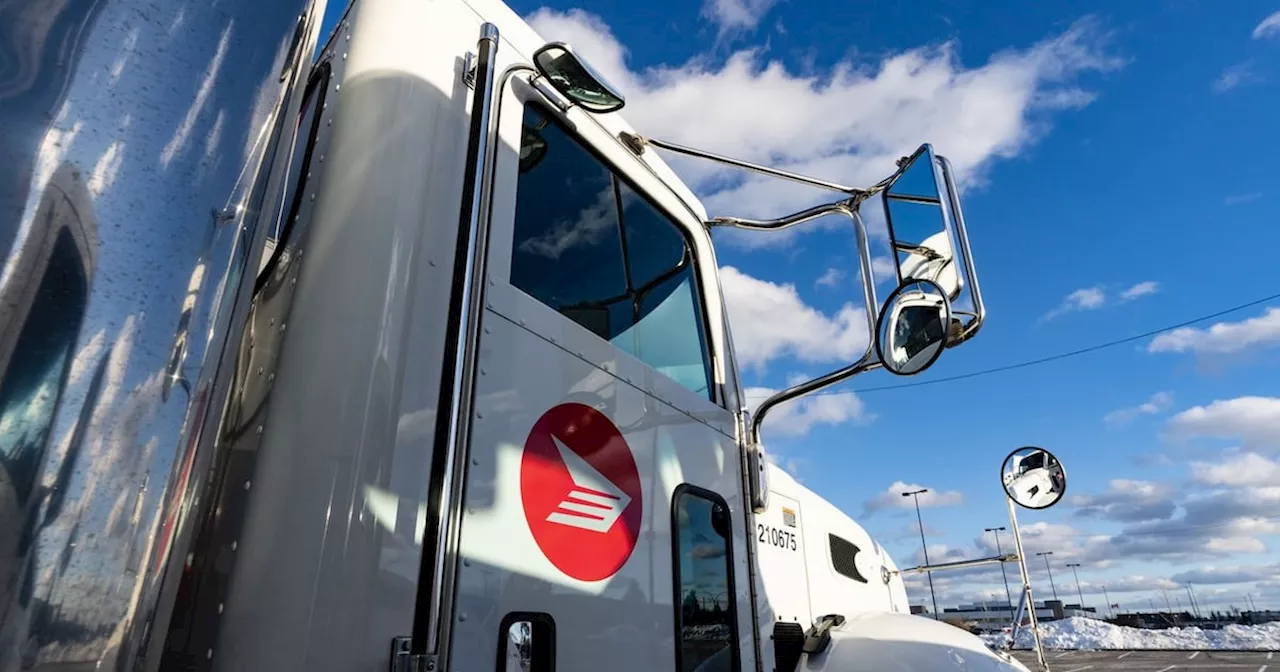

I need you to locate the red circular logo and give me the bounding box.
[519,403,643,582]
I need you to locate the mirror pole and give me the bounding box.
[936,155,985,344]
[748,208,880,451]
[1008,497,1050,671]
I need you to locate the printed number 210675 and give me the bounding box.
[757,524,797,551]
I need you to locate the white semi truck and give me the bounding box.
[0,0,1036,670]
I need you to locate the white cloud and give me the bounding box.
[1172,563,1280,585]
[526,9,1123,226]
[1191,452,1280,487]
[1225,191,1263,206]
[1104,391,1173,425]
[1253,11,1280,40]
[1120,280,1159,300]
[1147,307,1280,356]
[871,256,898,284]
[1043,286,1105,319]
[701,0,779,33]
[745,384,868,437]
[815,267,843,287]
[1165,396,1280,450]
[1067,287,1107,309]
[720,265,869,371]
[862,480,964,516]
[1044,280,1159,320]
[1070,478,1176,523]
[1212,61,1261,93]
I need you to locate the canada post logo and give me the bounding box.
[519,403,643,582]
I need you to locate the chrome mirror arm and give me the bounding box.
[937,155,985,345]
[709,200,859,232]
[622,132,872,197]
[747,208,880,448]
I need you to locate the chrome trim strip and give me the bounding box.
[416,21,500,659]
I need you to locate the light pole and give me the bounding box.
[986,526,1014,615]
[902,488,939,620]
[1066,562,1085,611]
[1036,551,1058,601]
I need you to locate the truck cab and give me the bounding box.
[0,0,1026,670]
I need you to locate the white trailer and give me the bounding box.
[0,0,1031,670]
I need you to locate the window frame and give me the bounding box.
[502,97,722,407]
[255,59,331,293]
[495,611,556,672]
[670,483,742,672]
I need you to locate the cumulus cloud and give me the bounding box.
[1191,451,1280,487]
[526,9,1124,226]
[815,267,843,288]
[870,256,898,283]
[1071,479,1177,523]
[1171,563,1280,586]
[1165,396,1280,450]
[1147,307,1280,357]
[862,481,964,516]
[1253,11,1280,40]
[1104,391,1174,425]
[745,384,869,437]
[720,265,870,372]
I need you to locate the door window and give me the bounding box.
[672,486,740,672]
[509,105,713,400]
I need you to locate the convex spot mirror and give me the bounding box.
[1001,446,1067,510]
[533,42,625,114]
[875,278,952,376]
[883,144,962,302]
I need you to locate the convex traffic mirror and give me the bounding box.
[875,278,951,376]
[1001,446,1067,510]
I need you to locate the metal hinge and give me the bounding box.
[389,637,436,672]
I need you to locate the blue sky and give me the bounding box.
[315,0,1280,612]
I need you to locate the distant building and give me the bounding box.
[938,599,1100,629]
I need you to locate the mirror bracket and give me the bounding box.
[462,51,477,89]
[527,73,573,114]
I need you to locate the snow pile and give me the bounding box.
[980,617,1280,651]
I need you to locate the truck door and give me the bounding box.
[442,67,757,672]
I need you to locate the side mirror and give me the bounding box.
[882,144,961,301]
[532,42,625,114]
[1001,446,1067,510]
[874,278,952,376]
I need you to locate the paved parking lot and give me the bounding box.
[1009,649,1276,671]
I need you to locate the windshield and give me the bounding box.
[896,303,944,360]
[1017,451,1046,475]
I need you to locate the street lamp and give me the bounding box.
[1036,551,1058,601]
[1185,583,1201,620]
[985,526,1014,614]
[902,488,939,620]
[1066,562,1085,611]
